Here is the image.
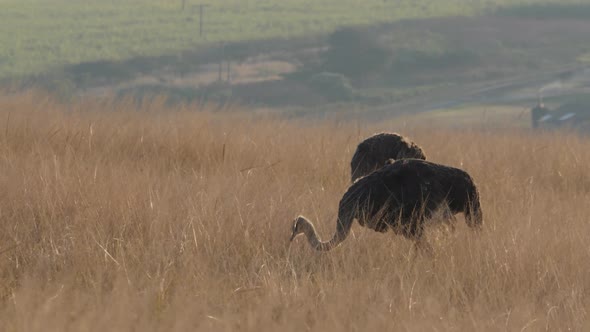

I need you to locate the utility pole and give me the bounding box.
[199,4,208,37]
[218,42,225,82]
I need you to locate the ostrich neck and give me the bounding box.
[302,219,348,252]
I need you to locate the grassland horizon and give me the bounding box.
[0,91,588,331]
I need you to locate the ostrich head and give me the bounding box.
[289,216,309,241]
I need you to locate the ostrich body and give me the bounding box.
[350,132,426,182]
[290,159,482,251]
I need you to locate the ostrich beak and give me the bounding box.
[289,232,297,242]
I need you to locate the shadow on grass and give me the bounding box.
[62,37,320,89]
[116,79,331,108]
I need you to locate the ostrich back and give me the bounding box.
[350,133,426,182]
[340,159,479,238]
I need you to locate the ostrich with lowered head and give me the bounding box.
[350,132,426,183]
[290,159,482,251]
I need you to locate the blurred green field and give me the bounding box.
[0,0,582,81]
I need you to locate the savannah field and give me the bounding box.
[0,91,588,331]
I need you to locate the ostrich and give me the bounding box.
[350,132,426,183]
[290,159,482,252]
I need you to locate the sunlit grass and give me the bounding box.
[0,91,588,330]
[396,104,531,128]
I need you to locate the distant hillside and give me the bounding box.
[1,0,584,81]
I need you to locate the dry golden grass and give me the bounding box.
[0,91,589,331]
